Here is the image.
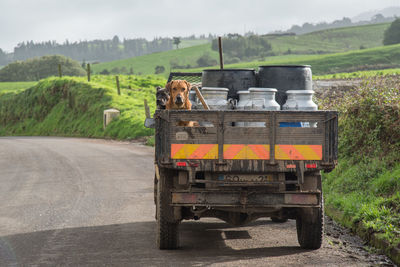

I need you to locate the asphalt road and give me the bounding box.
[0,137,393,266]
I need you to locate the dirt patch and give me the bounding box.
[324,216,395,266]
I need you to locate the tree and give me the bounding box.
[154,65,165,74]
[383,18,400,45]
[196,52,217,67]
[100,69,110,75]
[0,48,7,66]
[173,37,181,49]
[0,55,86,82]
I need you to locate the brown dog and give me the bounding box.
[165,80,194,126]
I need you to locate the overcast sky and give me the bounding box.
[1,0,399,52]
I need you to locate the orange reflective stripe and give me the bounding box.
[171,144,321,160]
[171,144,185,158]
[309,145,323,159]
[171,144,218,159]
[275,145,322,160]
[248,145,270,159]
[223,144,270,159]
[223,144,245,159]
[190,144,217,159]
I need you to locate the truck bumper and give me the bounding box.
[171,191,320,208]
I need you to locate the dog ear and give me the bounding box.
[165,81,173,93]
[156,86,162,92]
[184,81,192,94]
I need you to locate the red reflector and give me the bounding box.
[306,163,317,168]
[286,164,296,169]
[176,162,187,167]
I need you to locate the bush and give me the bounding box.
[0,55,86,82]
[383,18,400,45]
[100,69,110,75]
[212,34,272,60]
[196,52,218,67]
[154,65,165,74]
[319,76,400,163]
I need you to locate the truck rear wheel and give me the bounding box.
[296,198,324,249]
[156,168,180,249]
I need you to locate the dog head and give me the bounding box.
[165,80,192,109]
[156,86,169,109]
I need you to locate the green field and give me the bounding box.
[92,23,391,76]
[315,67,400,79]
[178,39,211,49]
[265,22,390,54]
[92,44,217,76]
[184,43,400,75]
[0,81,37,95]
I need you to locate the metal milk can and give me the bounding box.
[236,90,251,126]
[249,88,280,110]
[248,88,280,127]
[200,87,230,110]
[282,90,318,127]
[200,87,229,127]
[282,90,317,111]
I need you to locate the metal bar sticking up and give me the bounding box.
[218,37,224,70]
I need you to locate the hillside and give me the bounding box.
[0,75,166,139]
[92,23,391,76]
[266,22,390,54]
[0,55,86,82]
[185,43,400,75]
[92,44,218,76]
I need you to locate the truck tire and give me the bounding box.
[296,197,324,249]
[156,168,180,249]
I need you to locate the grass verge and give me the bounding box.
[0,75,166,139]
[319,76,400,264]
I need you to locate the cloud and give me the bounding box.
[0,0,398,52]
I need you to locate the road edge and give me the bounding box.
[325,205,400,265]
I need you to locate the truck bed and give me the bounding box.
[155,110,338,173]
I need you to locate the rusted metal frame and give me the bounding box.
[323,112,329,162]
[269,112,276,165]
[165,112,172,163]
[333,112,339,160]
[193,179,299,185]
[171,191,321,206]
[217,112,225,165]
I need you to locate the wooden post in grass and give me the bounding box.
[58,64,62,78]
[115,76,121,95]
[144,99,151,118]
[87,63,91,82]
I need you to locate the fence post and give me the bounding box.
[58,64,62,78]
[115,76,121,95]
[87,63,91,82]
[144,99,151,118]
